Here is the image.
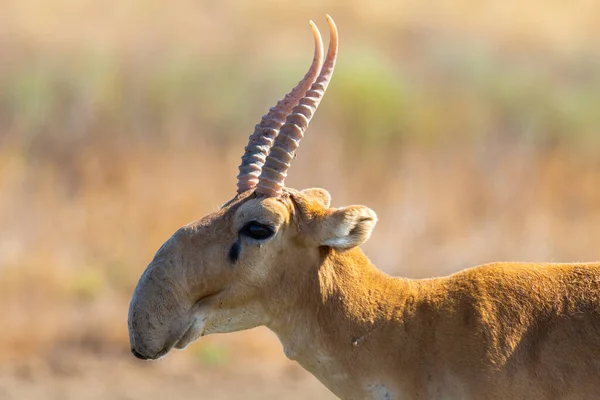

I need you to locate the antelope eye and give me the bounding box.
[240,221,275,241]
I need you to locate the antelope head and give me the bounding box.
[128,16,377,360]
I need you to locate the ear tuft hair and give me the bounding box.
[320,205,377,249]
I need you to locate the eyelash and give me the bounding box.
[239,221,275,241]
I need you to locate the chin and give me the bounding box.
[173,316,207,350]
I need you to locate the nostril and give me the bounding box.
[131,348,149,360]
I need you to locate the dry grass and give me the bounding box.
[1,0,599,398]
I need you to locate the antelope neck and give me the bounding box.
[266,247,416,399]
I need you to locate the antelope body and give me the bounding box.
[128,16,600,400]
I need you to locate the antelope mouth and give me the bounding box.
[136,322,200,359]
[174,318,205,350]
[173,293,216,350]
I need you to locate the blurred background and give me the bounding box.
[1,0,599,398]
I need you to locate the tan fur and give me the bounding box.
[128,186,600,399]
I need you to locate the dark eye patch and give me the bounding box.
[228,240,241,264]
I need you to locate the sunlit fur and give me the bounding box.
[129,186,600,399]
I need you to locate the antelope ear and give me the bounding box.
[318,205,377,249]
[301,188,331,208]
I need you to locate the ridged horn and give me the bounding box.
[255,15,338,197]
[236,21,324,194]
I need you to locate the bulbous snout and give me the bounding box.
[128,265,191,360]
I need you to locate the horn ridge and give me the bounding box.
[236,21,324,194]
[256,15,338,197]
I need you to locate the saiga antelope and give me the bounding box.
[128,16,600,400]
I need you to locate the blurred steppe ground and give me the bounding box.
[1,0,599,398]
